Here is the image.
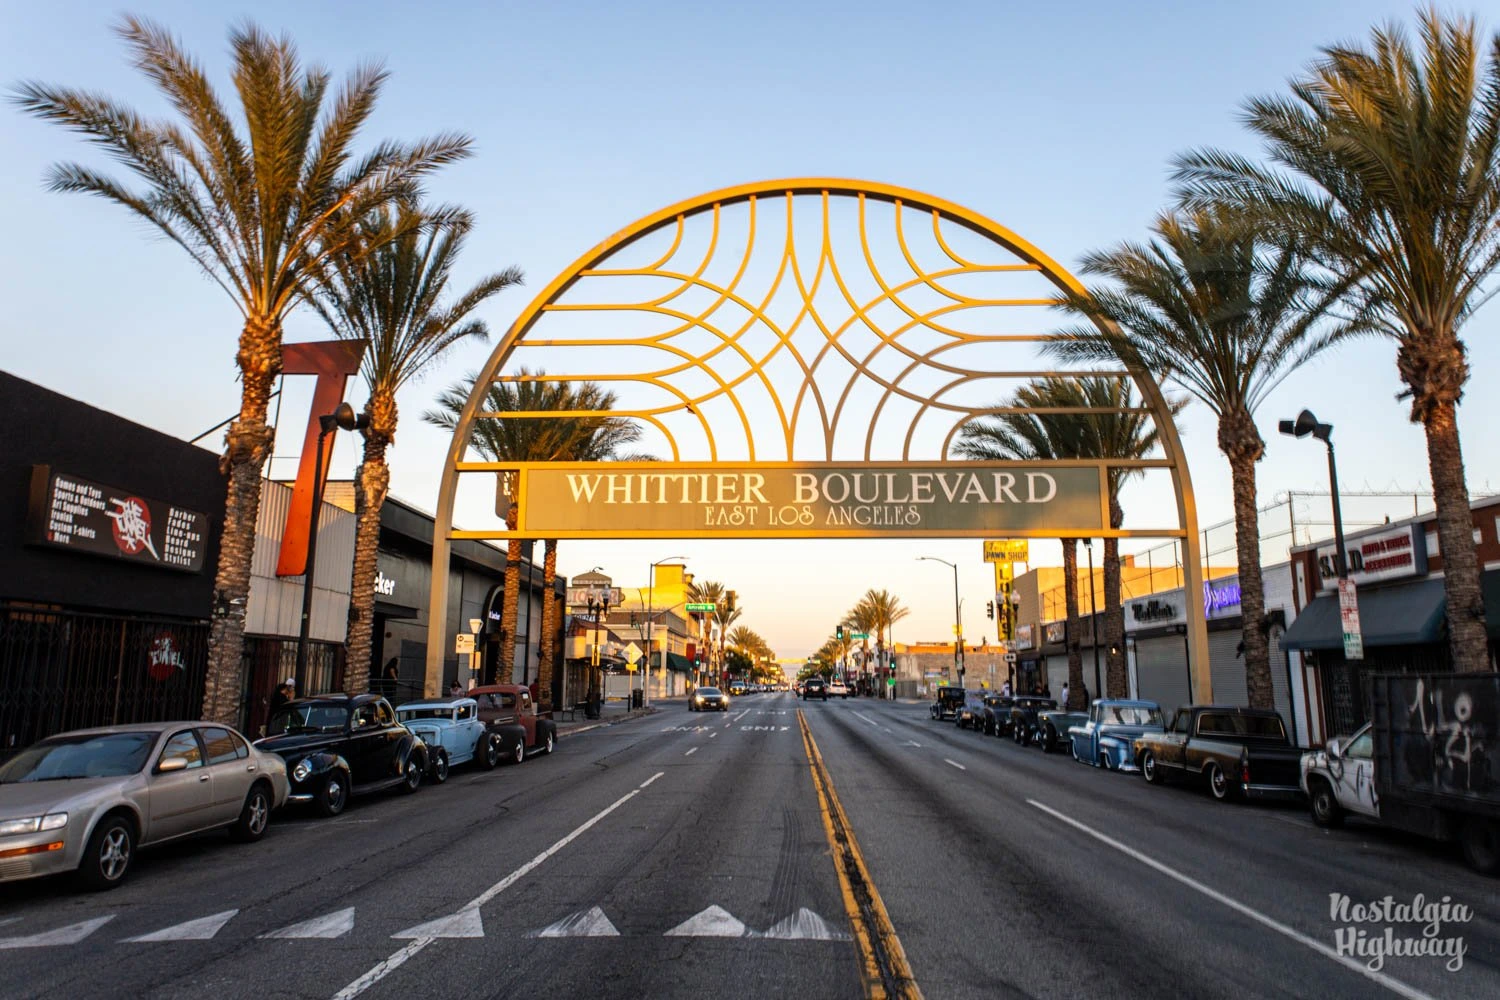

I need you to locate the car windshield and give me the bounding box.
[1102,705,1162,726]
[266,704,348,735]
[0,731,158,782]
[698,687,722,696]
[398,708,454,722]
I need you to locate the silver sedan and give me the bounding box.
[0,722,289,890]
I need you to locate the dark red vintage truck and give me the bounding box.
[468,684,559,765]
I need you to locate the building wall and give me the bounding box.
[245,480,353,644]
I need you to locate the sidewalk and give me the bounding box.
[552,696,683,736]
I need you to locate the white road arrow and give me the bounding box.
[125,909,238,942]
[762,908,852,941]
[0,916,114,950]
[527,906,619,938]
[391,908,483,939]
[664,905,750,938]
[260,907,356,940]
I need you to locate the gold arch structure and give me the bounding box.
[425,179,1211,699]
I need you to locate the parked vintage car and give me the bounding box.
[1009,697,1059,746]
[395,697,500,781]
[1067,700,1165,770]
[256,694,429,817]
[469,684,559,762]
[955,690,988,730]
[0,722,288,890]
[1133,706,1302,802]
[981,694,1014,736]
[1036,706,1089,753]
[929,685,966,721]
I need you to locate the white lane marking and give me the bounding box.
[903,740,922,747]
[640,771,664,788]
[762,907,852,941]
[528,906,619,938]
[0,916,114,949]
[334,785,643,999]
[851,710,881,728]
[732,709,752,722]
[1026,800,1437,1000]
[684,747,698,756]
[260,907,355,940]
[0,918,20,929]
[391,908,483,940]
[710,732,718,738]
[943,758,966,771]
[664,905,750,938]
[125,909,238,942]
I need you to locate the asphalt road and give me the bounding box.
[2,693,1497,1000]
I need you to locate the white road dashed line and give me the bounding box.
[732,709,752,722]
[684,747,698,756]
[639,771,665,788]
[710,732,718,738]
[1026,799,1437,1000]
[943,758,966,771]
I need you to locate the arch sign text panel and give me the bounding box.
[509,461,1104,538]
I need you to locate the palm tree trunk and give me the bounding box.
[344,408,392,695]
[201,316,280,726]
[1229,453,1273,709]
[1062,538,1084,710]
[1104,491,1127,698]
[537,539,559,711]
[1422,401,1489,670]
[500,489,522,684]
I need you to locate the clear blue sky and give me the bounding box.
[4,1,1496,658]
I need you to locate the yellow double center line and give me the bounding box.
[798,709,922,999]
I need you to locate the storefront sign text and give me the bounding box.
[27,466,208,573]
[1316,525,1427,591]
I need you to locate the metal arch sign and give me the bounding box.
[507,461,1104,538]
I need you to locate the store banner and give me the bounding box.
[26,465,208,573]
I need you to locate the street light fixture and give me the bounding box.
[644,556,687,708]
[917,556,963,683]
[584,568,612,720]
[295,401,368,693]
[1278,409,1348,580]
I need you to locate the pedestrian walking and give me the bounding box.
[381,658,400,700]
[1061,681,1070,709]
[269,678,295,716]
[448,680,463,697]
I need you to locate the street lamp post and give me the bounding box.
[644,556,686,708]
[1083,539,1100,706]
[1279,410,1348,579]
[918,556,962,685]
[584,569,612,720]
[295,402,368,694]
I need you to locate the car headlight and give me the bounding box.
[292,759,312,783]
[0,813,67,837]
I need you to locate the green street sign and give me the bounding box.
[850,632,869,639]
[685,602,717,612]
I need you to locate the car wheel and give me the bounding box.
[1459,817,1500,875]
[1041,726,1057,753]
[1309,779,1344,828]
[230,783,272,842]
[316,771,349,817]
[478,734,500,770]
[76,814,133,890]
[1141,751,1161,785]
[542,730,555,755]
[1205,762,1231,801]
[399,754,423,794]
[430,748,450,784]
[510,738,526,765]
[1013,725,1026,745]
[1100,751,1112,771]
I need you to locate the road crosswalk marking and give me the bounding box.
[0,916,114,950]
[664,905,749,938]
[124,909,238,942]
[391,908,483,939]
[763,908,852,941]
[527,907,619,938]
[260,907,356,940]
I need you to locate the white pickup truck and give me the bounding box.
[826,679,850,699]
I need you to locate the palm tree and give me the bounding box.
[844,600,879,688]
[1048,209,1360,707]
[309,206,522,692]
[1074,378,1184,698]
[426,371,643,703]
[12,18,472,724]
[957,379,1091,709]
[1174,10,1500,671]
[860,589,909,694]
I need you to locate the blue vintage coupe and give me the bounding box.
[394,697,498,782]
[1067,699,1166,771]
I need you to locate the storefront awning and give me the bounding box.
[665,651,694,673]
[1282,576,1447,650]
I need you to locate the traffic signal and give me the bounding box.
[986,601,995,620]
[835,624,844,640]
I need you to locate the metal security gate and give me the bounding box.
[0,602,209,760]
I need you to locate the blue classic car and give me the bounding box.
[1067,699,1166,771]
[394,697,498,782]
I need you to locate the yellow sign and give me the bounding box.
[984,539,1030,563]
[513,463,1103,539]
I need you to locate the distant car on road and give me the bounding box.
[1036,706,1089,754]
[981,694,1014,736]
[0,722,288,890]
[690,686,730,711]
[1067,700,1165,770]
[827,679,850,699]
[1009,697,1059,747]
[469,685,558,763]
[257,694,428,817]
[955,691,988,730]
[1134,706,1302,802]
[929,685,966,721]
[395,697,497,781]
[802,678,828,701]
